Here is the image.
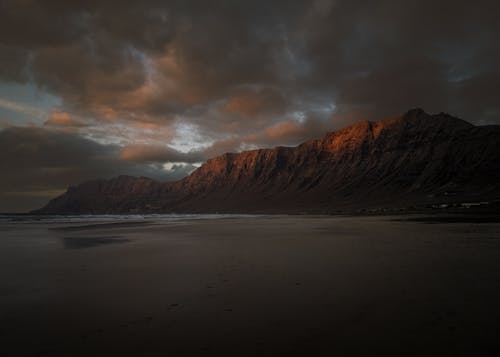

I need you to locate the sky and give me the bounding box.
[1,0,500,212]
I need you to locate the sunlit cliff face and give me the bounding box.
[1,0,500,211]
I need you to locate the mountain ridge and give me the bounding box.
[34,109,500,214]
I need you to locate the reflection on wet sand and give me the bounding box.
[50,221,153,231]
[62,236,131,249]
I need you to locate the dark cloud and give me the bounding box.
[0,127,195,212]
[0,45,31,82]
[2,0,500,125]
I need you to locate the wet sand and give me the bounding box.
[1,215,500,356]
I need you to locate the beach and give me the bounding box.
[1,214,500,356]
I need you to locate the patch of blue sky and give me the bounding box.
[0,81,61,126]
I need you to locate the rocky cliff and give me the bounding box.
[34,109,500,214]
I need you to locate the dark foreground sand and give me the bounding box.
[1,215,500,356]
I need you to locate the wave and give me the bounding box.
[0,213,262,224]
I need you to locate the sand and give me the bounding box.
[1,215,500,356]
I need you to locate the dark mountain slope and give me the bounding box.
[35,109,500,214]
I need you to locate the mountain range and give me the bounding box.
[34,109,500,214]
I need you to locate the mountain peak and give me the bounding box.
[370,109,473,135]
[404,107,427,118]
[321,108,464,151]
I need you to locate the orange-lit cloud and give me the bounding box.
[223,88,287,116]
[120,144,203,163]
[264,121,304,140]
[45,111,73,126]
[43,110,88,132]
[224,94,267,116]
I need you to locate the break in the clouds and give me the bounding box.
[1,0,500,211]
